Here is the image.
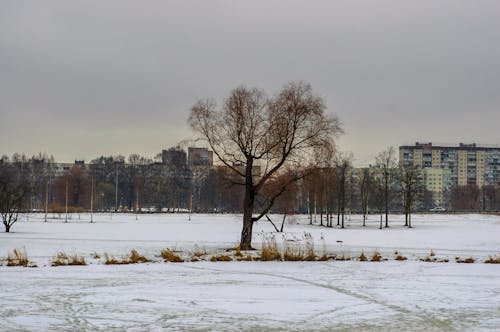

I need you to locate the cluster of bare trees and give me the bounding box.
[296,148,424,231]
[450,184,500,211]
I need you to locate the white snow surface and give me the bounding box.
[1,213,499,331]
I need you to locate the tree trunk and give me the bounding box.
[240,194,254,250]
[341,193,345,229]
[5,223,10,233]
[385,174,389,228]
[240,158,255,250]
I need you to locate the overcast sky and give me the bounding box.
[1,0,499,166]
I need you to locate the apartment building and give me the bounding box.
[188,147,214,166]
[399,142,500,205]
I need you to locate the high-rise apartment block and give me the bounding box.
[399,142,500,206]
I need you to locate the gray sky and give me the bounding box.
[1,0,499,166]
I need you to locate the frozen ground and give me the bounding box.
[1,213,499,331]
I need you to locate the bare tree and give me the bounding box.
[401,165,422,228]
[369,170,386,229]
[0,161,28,232]
[334,152,352,228]
[189,82,342,249]
[375,147,397,228]
[359,167,371,227]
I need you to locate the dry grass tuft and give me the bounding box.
[236,254,253,261]
[484,255,500,264]
[334,253,351,261]
[370,251,382,262]
[6,248,31,267]
[210,254,233,262]
[395,254,407,261]
[282,233,317,261]
[419,256,436,262]
[51,252,87,266]
[304,233,316,261]
[92,252,101,259]
[51,252,69,266]
[129,249,151,263]
[358,251,368,261]
[160,249,184,263]
[317,254,330,261]
[456,257,475,264]
[283,241,305,261]
[319,234,329,261]
[104,253,130,265]
[260,234,281,261]
[191,246,207,259]
[429,249,436,257]
[68,254,87,265]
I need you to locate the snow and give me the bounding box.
[1,213,499,331]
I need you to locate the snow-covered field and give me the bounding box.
[1,213,499,331]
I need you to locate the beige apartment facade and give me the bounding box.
[399,142,500,207]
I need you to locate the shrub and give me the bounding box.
[48,203,65,214]
[160,249,184,263]
[358,251,368,261]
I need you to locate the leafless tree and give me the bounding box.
[0,161,28,232]
[359,168,371,226]
[334,152,352,228]
[375,147,397,227]
[189,82,342,249]
[369,170,386,229]
[401,165,422,228]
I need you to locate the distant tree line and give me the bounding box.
[1,148,500,232]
